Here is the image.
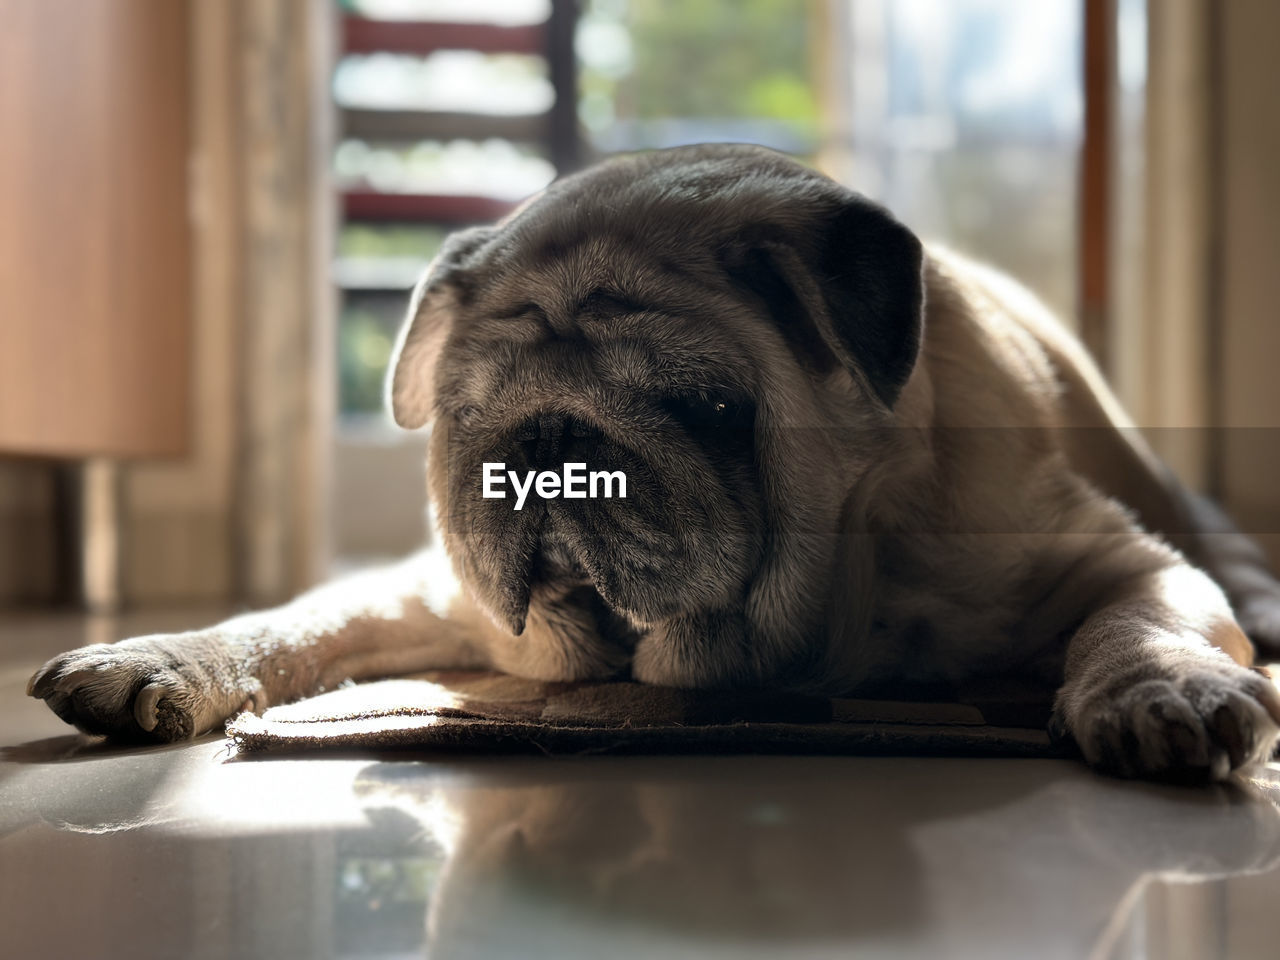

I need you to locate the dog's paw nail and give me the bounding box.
[236,687,269,715]
[52,668,100,696]
[1209,749,1232,782]
[133,682,168,732]
[26,668,48,699]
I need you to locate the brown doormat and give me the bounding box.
[226,670,1066,759]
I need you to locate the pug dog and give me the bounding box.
[28,144,1280,780]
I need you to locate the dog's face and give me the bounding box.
[389,144,925,686]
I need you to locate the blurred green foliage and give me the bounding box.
[580,0,819,141]
[335,855,443,955]
[623,0,816,123]
[340,223,448,259]
[339,295,405,416]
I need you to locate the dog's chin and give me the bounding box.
[529,534,592,589]
[454,512,754,637]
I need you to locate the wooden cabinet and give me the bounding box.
[0,0,190,458]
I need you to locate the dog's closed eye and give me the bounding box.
[662,392,754,433]
[577,289,646,317]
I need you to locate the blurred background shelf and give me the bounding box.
[341,190,517,224]
[342,16,544,56]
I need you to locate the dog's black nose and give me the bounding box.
[538,413,565,442]
[516,414,598,468]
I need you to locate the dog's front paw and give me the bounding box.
[27,635,250,742]
[1064,661,1280,781]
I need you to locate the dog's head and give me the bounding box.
[388,144,924,686]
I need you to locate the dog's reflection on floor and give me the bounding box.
[8,747,1280,957]
[349,758,1280,958]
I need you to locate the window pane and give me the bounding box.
[840,0,1083,322]
[339,293,409,417]
[336,226,447,416]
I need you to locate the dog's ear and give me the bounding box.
[387,226,497,429]
[725,190,924,409]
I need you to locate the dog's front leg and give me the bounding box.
[1056,561,1280,780]
[27,551,490,742]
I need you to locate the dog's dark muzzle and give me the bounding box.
[511,412,604,474]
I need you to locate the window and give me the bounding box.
[330,0,576,561]
[326,0,1142,563]
[836,0,1084,323]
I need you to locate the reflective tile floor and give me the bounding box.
[4,612,1280,959]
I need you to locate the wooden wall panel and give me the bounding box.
[122,0,241,604]
[0,0,190,458]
